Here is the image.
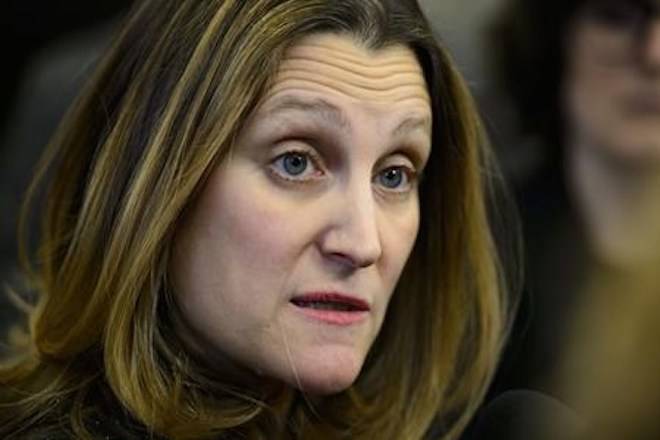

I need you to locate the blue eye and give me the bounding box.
[281,152,308,176]
[377,167,411,190]
[270,150,322,182]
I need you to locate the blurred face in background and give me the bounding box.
[564,0,660,164]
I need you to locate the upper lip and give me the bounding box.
[290,292,371,311]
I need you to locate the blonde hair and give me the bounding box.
[0,1,515,438]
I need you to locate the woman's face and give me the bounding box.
[171,33,432,394]
[564,1,660,163]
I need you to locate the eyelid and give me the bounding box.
[374,157,420,196]
[390,142,430,175]
[378,152,419,176]
[268,142,326,183]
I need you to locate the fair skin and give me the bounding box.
[170,33,432,395]
[564,7,660,267]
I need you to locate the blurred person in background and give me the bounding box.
[558,251,660,440]
[486,0,660,433]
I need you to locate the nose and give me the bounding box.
[317,186,383,270]
[640,19,660,72]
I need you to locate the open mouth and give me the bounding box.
[291,298,366,311]
[290,293,370,312]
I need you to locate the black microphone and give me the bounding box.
[461,390,585,440]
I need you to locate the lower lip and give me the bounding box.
[291,304,369,326]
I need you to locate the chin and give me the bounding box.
[283,348,366,395]
[295,370,358,395]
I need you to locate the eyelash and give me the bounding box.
[376,165,418,195]
[268,148,325,183]
[268,147,420,194]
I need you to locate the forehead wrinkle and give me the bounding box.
[294,39,418,68]
[287,45,419,70]
[269,75,429,103]
[276,68,428,94]
[265,80,430,106]
[277,62,425,95]
[274,36,430,106]
[282,56,422,80]
[260,33,431,127]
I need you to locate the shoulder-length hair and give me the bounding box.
[1,0,514,438]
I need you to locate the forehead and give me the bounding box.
[260,33,432,118]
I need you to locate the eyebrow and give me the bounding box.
[392,114,432,138]
[263,96,351,133]
[262,95,431,137]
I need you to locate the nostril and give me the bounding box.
[322,245,380,270]
[327,251,362,269]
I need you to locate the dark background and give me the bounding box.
[0,0,133,347]
[1,0,133,140]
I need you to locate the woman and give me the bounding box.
[488,0,660,398]
[487,2,660,439]
[0,1,514,438]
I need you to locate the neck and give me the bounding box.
[568,138,660,271]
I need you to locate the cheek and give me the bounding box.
[200,181,315,304]
[221,193,294,275]
[567,58,607,111]
[566,27,632,116]
[171,173,296,311]
[381,203,420,283]
[170,172,316,356]
[565,62,618,138]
